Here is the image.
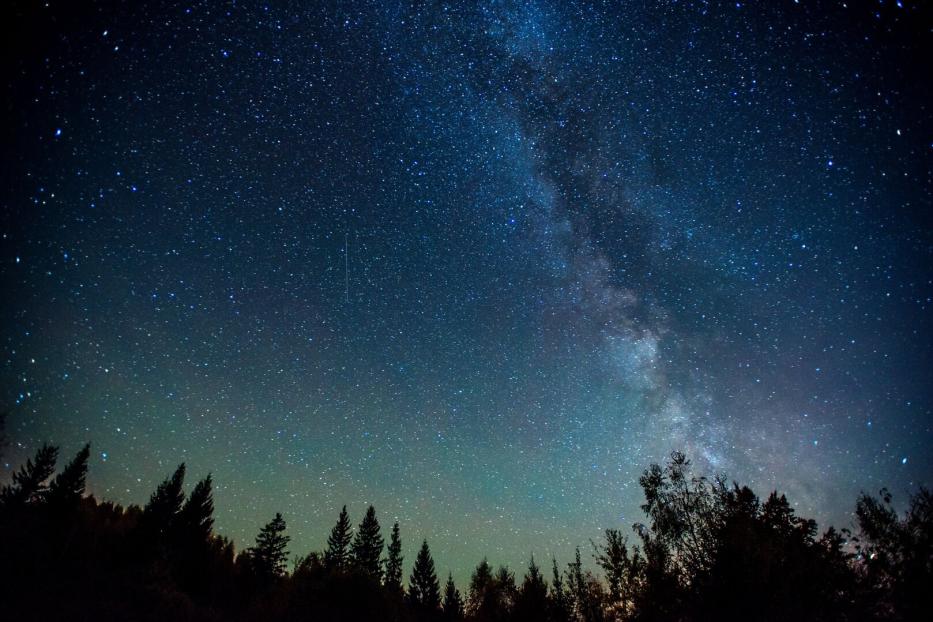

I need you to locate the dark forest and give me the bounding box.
[1,420,929,622]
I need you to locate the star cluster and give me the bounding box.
[2,0,931,583]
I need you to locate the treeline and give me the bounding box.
[0,441,930,621]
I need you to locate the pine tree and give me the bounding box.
[523,556,546,594]
[514,556,548,622]
[324,505,353,571]
[385,521,404,595]
[467,557,493,616]
[762,491,804,539]
[0,443,58,508]
[248,512,290,580]
[494,565,518,617]
[467,559,514,620]
[177,474,214,544]
[46,443,90,510]
[141,463,186,539]
[350,504,384,579]
[409,539,441,611]
[442,573,464,620]
[550,557,570,622]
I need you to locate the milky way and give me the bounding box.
[2,1,931,583]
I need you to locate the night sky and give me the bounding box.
[2,0,931,583]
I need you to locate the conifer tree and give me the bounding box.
[384,521,404,595]
[46,443,90,510]
[495,565,518,616]
[0,443,58,508]
[324,505,353,571]
[350,504,384,579]
[467,559,515,620]
[442,573,464,620]
[762,491,804,539]
[141,463,186,539]
[467,557,493,616]
[514,556,548,622]
[409,539,441,611]
[550,557,570,622]
[177,474,214,544]
[248,512,290,580]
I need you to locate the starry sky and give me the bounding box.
[2,0,931,583]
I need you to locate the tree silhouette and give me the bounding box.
[637,451,718,580]
[409,539,441,612]
[513,557,548,622]
[140,463,186,541]
[351,504,384,580]
[442,573,464,621]
[177,473,214,544]
[164,473,219,599]
[248,512,290,581]
[324,505,353,571]
[46,443,90,511]
[0,443,58,509]
[384,521,404,595]
[467,557,493,617]
[467,558,516,621]
[595,528,642,619]
[1,439,924,622]
[494,566,518,618]
[561,546,606,622]
[856,486,933,620]
[629,452,865,621]
[566,547,586,621]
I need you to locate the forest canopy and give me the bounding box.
[1,436,930,621]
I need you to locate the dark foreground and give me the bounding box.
[1,440,930,622]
